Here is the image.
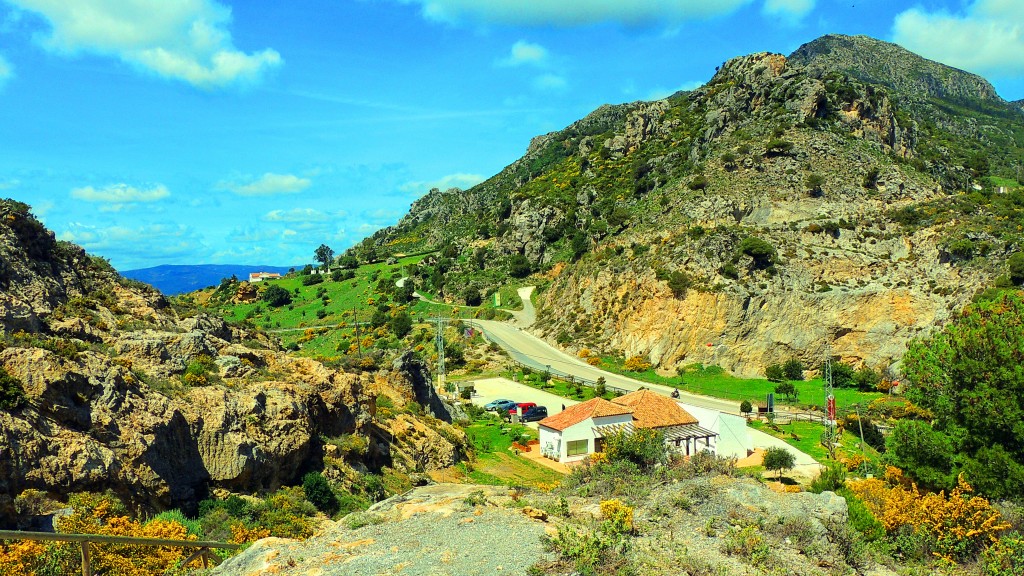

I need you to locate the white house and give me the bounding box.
[538,397,634,463]
[537,391,722,463]
[249,272,282,283]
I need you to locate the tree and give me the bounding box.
[763,446,795,482]
[314,244,334,270]
[774,381,797,402]
[337,255,359,270]
[765,363,784,382]
[853,365,880,391]
[821,360,856,388]
[740,400,752,414]
[261,284,292,307]
[895,291,1024,498]
[781,359,804,381]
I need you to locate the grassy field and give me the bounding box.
[748,419,882,468]
[194,255,520,359]
[592,356,882,411]
[459,415,564,488]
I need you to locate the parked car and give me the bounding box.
[484,399,516,412]
[521,406,548,422]
[508,402,537,415]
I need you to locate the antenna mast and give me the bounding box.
[432,315,447,390]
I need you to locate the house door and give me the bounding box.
[595,437,606,454]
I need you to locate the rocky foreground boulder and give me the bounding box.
[212,475,882,576]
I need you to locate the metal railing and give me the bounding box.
[0,530,239,576]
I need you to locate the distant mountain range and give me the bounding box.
[120,264,299,295]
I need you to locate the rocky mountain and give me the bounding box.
[0,199,466,525]
[355,34,1024,377]
[120,264,297,295]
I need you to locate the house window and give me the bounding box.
[566,439,588,457]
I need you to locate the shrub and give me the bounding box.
[765,139,794,155]
[765,363,784,382]
[599,499,635,534]
[805,172,825,191]
[774,381,797,402]
[982,532,1024,576]
[722,525,771,566]
[261,284,292,307]
[739,400,752,414]
[623,356,651,372]
[666,270,691,298]
[782,359,804,380]
[462,287,482,306]
[0,367,26,410]
[847,475,1010,561]
[302,472,339,515]
[301,274,324,286]
[604,428,667,470]
[810,461,846,493]
[688,174,708,190]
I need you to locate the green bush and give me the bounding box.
[0,367,26,410]
[762,446,795,481]
[737,237,776,268]
[301,274,324,286]
[782,359,804,380]
[261,284,292,307]
[302,472,339,515]
[604,428,667,470]
[765,363,784,382]
[740,400,752,414]
[809,461,846,493]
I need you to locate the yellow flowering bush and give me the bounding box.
[848,474,1010,561]
[599,499,634,534]
[623,356,652,372]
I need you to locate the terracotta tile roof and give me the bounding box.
[538,397,633,432]
[612,389,699,429]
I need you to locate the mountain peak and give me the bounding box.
[789,33,1002,104]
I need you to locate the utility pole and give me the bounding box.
[823,346,837,460]
[432,315,446,391]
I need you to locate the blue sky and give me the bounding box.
[1,0,1022,270]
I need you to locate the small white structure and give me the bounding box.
[538,397,633,463]
[679,403,751,459]
[249,272,282,283]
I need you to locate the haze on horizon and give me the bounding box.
[1,0,1022,270]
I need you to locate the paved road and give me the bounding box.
[507,286,536,327]
[465,318,740,415]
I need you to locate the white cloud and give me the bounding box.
[399,172,486,196]
[0,54,12,87]
[263,208,331,222]
[8,0,281,88]
[396,0,753,26]
[762,0,815,20]
[58,221,206,268]
[533,73,568,92]
[219,172,311,196]
[498,40,548,67]
[71,183,170,209]
[892,0,1024,77]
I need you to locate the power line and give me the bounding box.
[432,315,446,389]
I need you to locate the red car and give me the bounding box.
[508,402,537,416]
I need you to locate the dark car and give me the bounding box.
[520,406,548,422]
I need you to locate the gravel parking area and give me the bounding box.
[464,377,578,426]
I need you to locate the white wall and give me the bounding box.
[542,413,633,462]
[679,403,751,459]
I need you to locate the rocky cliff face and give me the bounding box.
[0,200,465,524]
